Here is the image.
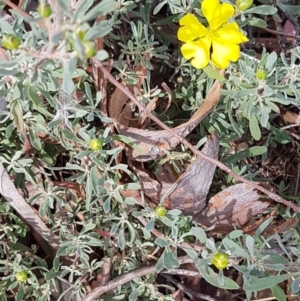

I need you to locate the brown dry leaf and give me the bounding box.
[163,133,219,215]
[108,85,138,127]
[281,109,300,124]
[128,133,219,214]
[196,183,269,231]
[114,79,222,162]
[107,64,147,127]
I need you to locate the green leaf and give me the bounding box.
[291,276,300,294]
[245,5,277,15]
[227,230,243,239]
[155,252,165,273]
[118,227,125,250]
[56,0,70,12]
[145,220,154,231]
[81,223,96,234]
[190,227,207,243]
[61,129,82,143]
[246,18,267,28]
[29,128,42,150]
[271,284,287,301]
[94,50,109,61]
[223,237,249,257]
[266,52,278,70]
[28,85,43,108]
[153,0,167,15]
[90,164,99,194]
[81,0,116,22]
[10,101,24,132]
[16,283,24,301]
[163,250,179,270]
[246,235,254,258]
[61,68,75,95]
[124,197,137,205]
[249,116,261,140]
[233,89,256,99]
[85,21,111,40]
[244,273,299,291]
[182,247,198,259]
[254,217,273,241]
[203,65,225,81]
[45,270,61,281]
[129,288,138,301]
[151,15,175,26]
[73,0,94,20]
[155,237,170,247]
[199,266,239,290]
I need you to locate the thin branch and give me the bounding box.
[92,58,300,214]
[162,274,217,301]
[162,268,201,277]
[260,26,300,39]
[82,256,194,301]
[281,124,300,130]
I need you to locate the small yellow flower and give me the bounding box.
[155,205,167,217]
[256,69,267,80]
[212,252,229,270]
[89,138,102,151]
[15,271,27,283]
[177,0,248,69]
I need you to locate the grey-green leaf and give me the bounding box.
[81,0,116,22]
[244,273,299,291]
[249,116,261,140]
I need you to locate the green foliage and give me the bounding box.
[0,0,299,300]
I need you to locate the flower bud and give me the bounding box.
[236,0,253,11]
[155,205,167,217]
[76,28,86,41]
[256,69,267,80]
[2,34,21,50]
[37,3,52,18]
[15,271,27,283]
[89,138,102,151]
[212,252,229,270]
[83,41,97,59]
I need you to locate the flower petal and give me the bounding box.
[211,41,241,68]
[216,23,248,44]
[181,39,211,69]
[202,0,234,31]
[178,13,208,42]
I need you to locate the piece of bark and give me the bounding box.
[196,183,269,231]
[163,133,219,215]
[0,163,59,254]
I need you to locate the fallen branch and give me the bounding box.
[82,256,194,301]
[0,163,59,253]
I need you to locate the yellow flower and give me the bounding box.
[177,0,248,69]
[212,252,229,270]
